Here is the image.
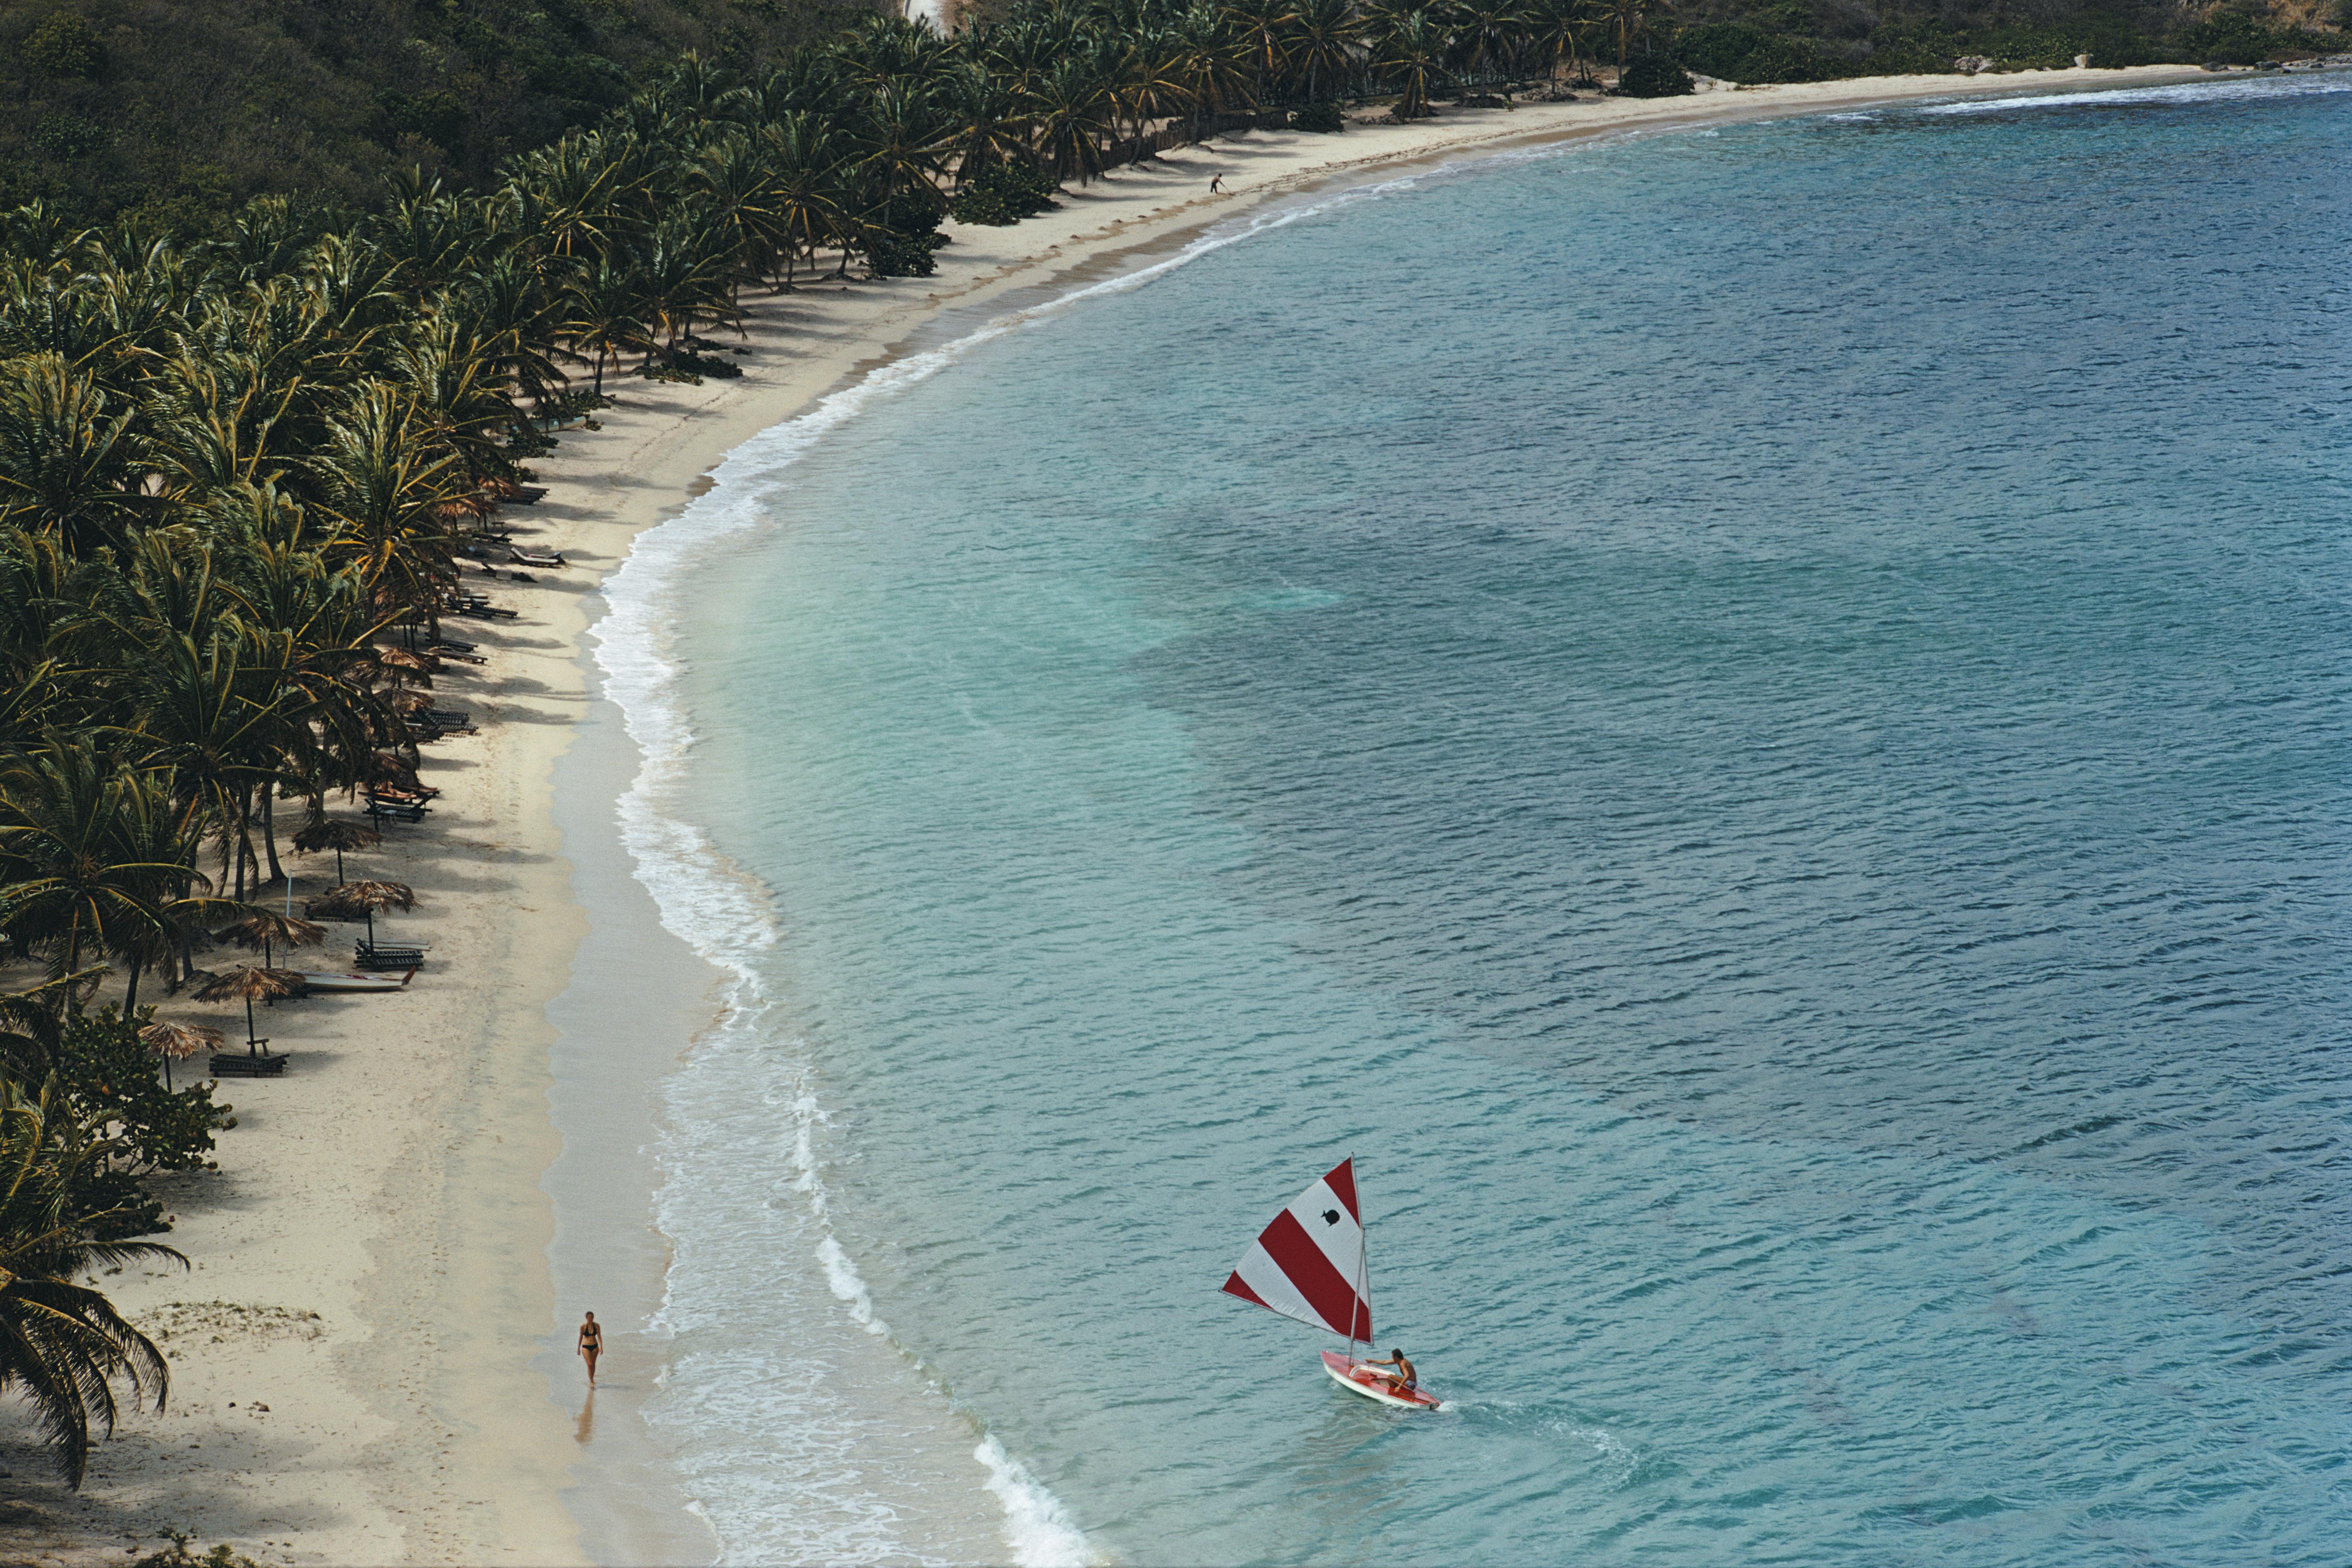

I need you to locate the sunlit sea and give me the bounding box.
[593,74,2352,1566]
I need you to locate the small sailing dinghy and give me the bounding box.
[1221,1157,1441,1410]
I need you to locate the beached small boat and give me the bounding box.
[1221,1157,1439,1409]
[299,969,416,994]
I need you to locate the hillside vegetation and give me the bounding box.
[4,0,2343,229]
[1672,0,2347,83]
[0,0,863,226]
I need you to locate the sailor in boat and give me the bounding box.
[1362,1347,1417,1397]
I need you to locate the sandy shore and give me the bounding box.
[0,63,2204,1566]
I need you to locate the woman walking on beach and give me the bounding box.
[578,1311,603,1387]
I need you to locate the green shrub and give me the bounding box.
[2171,8,2323,64]
[953,162,1061,226]
[1676,22,1856,82]
[21,14,105,78]
[864,228,944,277]
[669,347,742,378]
[950,184,1019,225]
[33,114,103,160]
[1618,54,1697,96]
[1292,100,1347,133]
[60,1010,238,1238]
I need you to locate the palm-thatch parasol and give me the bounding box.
[388,690,434,716]
[140,1020,225,1089]
[370,751,421,789]
[294,818,380,882]
[312,880,415,947]
[214,908,328,970]
[375,646,440,686]
[193,966,305,1053]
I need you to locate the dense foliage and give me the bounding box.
[1672,0,2346,83]
[59,1011,237,1238]
[0,0,863,227]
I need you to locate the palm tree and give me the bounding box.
[0,355,154,557]
[1451,0,1534,90]
[0,1080,180,1487]
[304,383,465,625]
[1028,55,1122,182]
[1368,4,1450,119]
[559,259,651,394]
[1596,0,1665,68]
[1284,0,1363,103]
[1225,0,1297,105]
[0,740,190,992]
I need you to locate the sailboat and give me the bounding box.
[1221,1157,1441,1410]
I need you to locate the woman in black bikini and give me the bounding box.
[577,1311,603,1387]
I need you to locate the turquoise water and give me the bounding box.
[614,76,2351,1565]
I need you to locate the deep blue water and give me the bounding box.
[628,75,2351,1565]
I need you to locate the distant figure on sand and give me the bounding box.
[578,1311,603,1387]
[1364,1347,1416,1395]
[1210,174,1225,194]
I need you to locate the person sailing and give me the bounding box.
[1362,1347,1416,1396]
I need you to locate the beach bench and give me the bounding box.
[210,1049,286,1077]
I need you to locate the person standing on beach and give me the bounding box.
[1210,174,1225,194]
[578,1311,603,1387]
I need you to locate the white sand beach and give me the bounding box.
[0,62,2205,1566]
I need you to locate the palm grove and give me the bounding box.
[0,0,1689,1489]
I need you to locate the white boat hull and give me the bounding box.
[1322,1351,1440,1409]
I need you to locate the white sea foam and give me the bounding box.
[1919,73,2351,115]
[975,1436,1096,1568]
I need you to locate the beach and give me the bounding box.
[0,62,2219,1566]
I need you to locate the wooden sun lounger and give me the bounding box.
[210,1049,287,1077]
[509,549,566,569]
[365,800,426,822]
[355,943,426,971]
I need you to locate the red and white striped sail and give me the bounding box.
[1221,1157,1373,1342]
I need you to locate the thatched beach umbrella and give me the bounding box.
[370,751,421,789]
[314,880,415,948]
[193,966,305,1053]
[375,646,440,686]
[295,818,380,882]
[215,909,327,971]
[140,1020,224,1089]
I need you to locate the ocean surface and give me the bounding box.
[593,74,2352,1566]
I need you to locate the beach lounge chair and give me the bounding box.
[355,942,426,971]
[510,549,566,569]
[210,1048,287,1077]
[365,800,426,822]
